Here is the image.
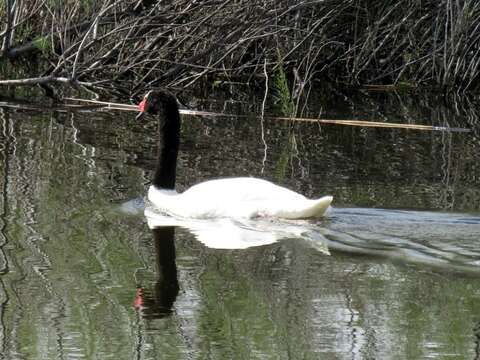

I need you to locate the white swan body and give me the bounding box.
[136,90,333,220]
[148,177,332,219]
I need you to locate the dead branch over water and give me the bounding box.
[1,0,480,95]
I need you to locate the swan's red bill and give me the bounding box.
[138,99,146,112]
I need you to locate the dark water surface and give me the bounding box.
[1,91,480,359]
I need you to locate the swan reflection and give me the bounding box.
[134,226,179,319]
[145,206,331,253]
[133,207,330,320]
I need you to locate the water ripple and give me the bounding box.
[323,207,480,273]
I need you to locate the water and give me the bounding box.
[0,91,480,359]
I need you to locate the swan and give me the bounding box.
[136,90,333,219]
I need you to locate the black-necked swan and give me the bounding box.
[136,90,333,219]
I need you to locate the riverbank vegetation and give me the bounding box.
[1,0,480,98]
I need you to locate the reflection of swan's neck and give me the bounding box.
[153,106,180,190]
[153,226,179,309]
[135,226,179,319]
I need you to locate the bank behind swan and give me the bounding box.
[136,90,333,219]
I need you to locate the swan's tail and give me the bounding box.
[277,195,333,219]
[301,195,333,218]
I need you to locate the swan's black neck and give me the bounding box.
[152,100,180,189]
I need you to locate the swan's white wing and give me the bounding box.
[181,177,305,202]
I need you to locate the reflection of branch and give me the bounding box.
[0,108,11,356]
[260,59,269,174]
[439,125,454,210]
[474,322,480,360]
[0,108,11,268]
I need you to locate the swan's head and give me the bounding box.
[136,90,179,121]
